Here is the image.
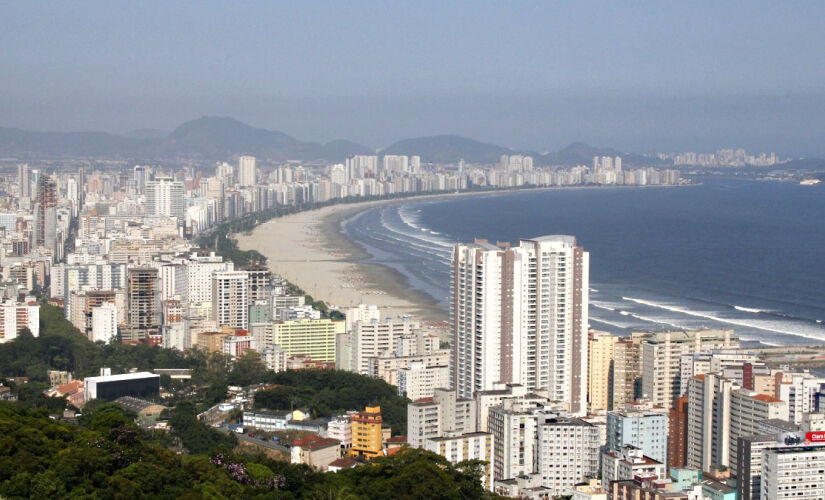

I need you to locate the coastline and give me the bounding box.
[235,198,449,321]
[235,183,694,322]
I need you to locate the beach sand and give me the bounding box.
[235,200,448,321]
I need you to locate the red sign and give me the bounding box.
[806,432,825,442]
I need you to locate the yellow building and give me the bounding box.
[588,330,617,412]
[271,319,345,362]
[350,406,384,459]
[198,329,231,353]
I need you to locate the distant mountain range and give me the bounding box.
[0,116,665,165]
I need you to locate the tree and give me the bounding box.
[227,351,267,387]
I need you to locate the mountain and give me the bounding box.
[145,116,373,161]
[122,128,168,140]
[380,134,517,164]
[0,117,372,162]
[0,117,667,165]
[379,136,665,166]
[0,126,144,158]
[538,142,666,166]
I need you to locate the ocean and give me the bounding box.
[341,178,825,346]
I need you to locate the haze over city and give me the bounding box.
[3,3,825,499]
[2,1,825,155]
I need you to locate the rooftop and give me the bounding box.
[751,393,783,403]
[292,435,340,451]
[328,457,359,469]
[114,396,166,413]
[702,478,736,494]
[759,418,800,432]
[85,372,159,383]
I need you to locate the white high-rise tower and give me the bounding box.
[145,176,185,226]
[238,155,257,186]
[450,235,589,414]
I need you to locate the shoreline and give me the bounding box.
[235,183,694,322]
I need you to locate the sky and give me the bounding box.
[2,1,825,155]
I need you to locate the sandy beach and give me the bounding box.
[235,199,449,321]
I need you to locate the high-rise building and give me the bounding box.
[589,330,617,412]
[205,177,225,223]
[17,163,30,200]
[186,252,232,307]
[133,165,151,194]
[345,155,378,178]
[238,155,256,186]
[125,267,161,343]
[382,155,408,176]
[451,235,589,414]
[33,175,57,254]
[668,396,689,468]
[728,389,788,465]
[641,329,737,409]
[212,271,249,330]
[611,333,644,410]
[146,176,185,226]
[686,372,785,471]
[736,434,777,500]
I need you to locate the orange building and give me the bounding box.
[350,406,384,459]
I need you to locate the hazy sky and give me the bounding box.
[2,1,825,155]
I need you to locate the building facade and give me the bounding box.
[451,235,589,414]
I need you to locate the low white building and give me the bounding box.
[0,298,39,342]
[327,413,354,452]
[425,432,494,490]
[91,302,117,343]
[261,344,288,372]
[222,335,256,359]
[397,361,449,401]
[601,445,667,496]
[161,322,188,351]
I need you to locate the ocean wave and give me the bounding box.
[589,317,635,329]
[379,210,454,252]
[733,305,768,314]
[590,303,616,312]
[383,207,455,249]
[622,296,825,342]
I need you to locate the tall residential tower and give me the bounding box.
[450,235,589,414]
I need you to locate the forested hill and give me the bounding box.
[0,403,494,499]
